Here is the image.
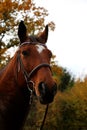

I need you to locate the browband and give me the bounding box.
[19,42,46,48]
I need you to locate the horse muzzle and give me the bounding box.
[38,82,57,104]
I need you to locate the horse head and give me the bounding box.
[17,21,57,104]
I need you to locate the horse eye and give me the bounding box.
[22,51,29,56]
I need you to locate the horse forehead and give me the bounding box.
[35,44,45,53]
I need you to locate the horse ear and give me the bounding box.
[38,25,48,44]
[18,21,27,43]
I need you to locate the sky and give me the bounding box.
[35,0,87,78]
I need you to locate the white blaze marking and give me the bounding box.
[36,44,45,53]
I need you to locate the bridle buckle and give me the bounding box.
[27,80,35,93]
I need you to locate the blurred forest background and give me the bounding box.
[0,0,87,130]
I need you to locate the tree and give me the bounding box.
[0,0,55,68]
[59,69,74,92]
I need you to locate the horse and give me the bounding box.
[0,21,57,130]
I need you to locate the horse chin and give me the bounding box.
[33,86,55,104]
[38,96,54,105]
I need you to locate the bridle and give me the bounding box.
[17,42,51,129]
[17,53,51,104]
[17,42,51,101]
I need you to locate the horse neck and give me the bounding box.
[0,52,26,89]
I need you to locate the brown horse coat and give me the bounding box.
[0,21,57,130]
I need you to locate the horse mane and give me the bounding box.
[29,35,38,42]
[0,67,6,76]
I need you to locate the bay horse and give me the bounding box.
[0,21,57,130]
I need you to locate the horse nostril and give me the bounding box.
[38,82,46,95]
